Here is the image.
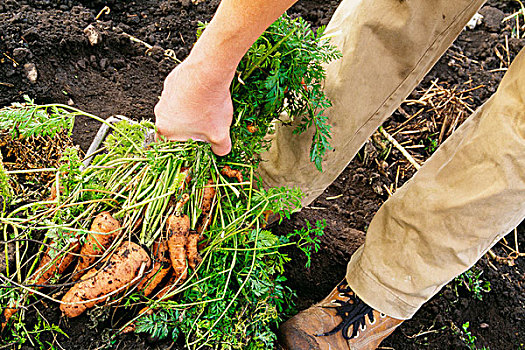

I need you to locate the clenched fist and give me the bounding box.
[155,58,234,156]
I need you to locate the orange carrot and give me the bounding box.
[179,167,191,192]
[61,242,150,318]
[137,240,171,297]
[154,272,178,300]
[167,194,190,284]
[73,211,120,280]
[30,231,80,288]
[1,302,17,331]
[221,165,243,183]
[200,179,216,215]
[186,232,202,271]
[246,123,258,133]
[196,179,216,235]
[167,216,189,283]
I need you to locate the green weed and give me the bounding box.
[454,269,491,301]
[458,322,490,350]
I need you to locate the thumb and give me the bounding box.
[210,135,232,156]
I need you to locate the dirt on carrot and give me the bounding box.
[60,241,150,318]
[221,166,243,183]
[166,215,190,284]
[186,232,202,271]
[73,211,121,280]
[196,179,216,235]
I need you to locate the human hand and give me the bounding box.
[154,59,234,156]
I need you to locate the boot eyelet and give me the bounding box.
[380,313,386,318]
[330,300,342,306]
[338,293,346,298]
[369,318,376,325]
[355,331,360,338]
[360,324,366,331]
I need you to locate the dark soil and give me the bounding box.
[1,0,523,349]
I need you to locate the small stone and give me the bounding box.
[480,323,489,329]
[67,99,75,106]
[112,58,126,69]
[77,59,87,69]
[84,24,102,46]
[99,58,108,70]
[147,45,164,60]
[12,47,32,62]
[479,6,505,32]
[24,63,38,83]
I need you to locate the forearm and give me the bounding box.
[187,0,298,83]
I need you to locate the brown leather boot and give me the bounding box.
[279,280,403,350]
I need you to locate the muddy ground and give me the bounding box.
[1,0,524,349]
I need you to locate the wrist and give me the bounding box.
[185,29,242,84]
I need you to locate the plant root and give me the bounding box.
[137,239,171,297]
[72,211,121,280]
[60,241,150,318]
[29,231,80,288]
[1,302,18,331]
[221,165,243,183]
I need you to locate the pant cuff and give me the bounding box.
[346,246,419,320]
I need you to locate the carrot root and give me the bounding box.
[1,304,17,331]
[73,211,121,281]
[221,165,243,183]
[61,241,150,318]
[137,240,171,297]
[30,233,80,288]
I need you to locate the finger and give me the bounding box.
[210,135,232,156]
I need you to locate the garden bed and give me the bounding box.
[1,0,524,349]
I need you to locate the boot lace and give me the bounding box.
[316,281,374,340]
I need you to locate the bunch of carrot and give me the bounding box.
[0,111,303,348]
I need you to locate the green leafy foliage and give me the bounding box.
[283,219,325,268]
[0,96,74,138]
[167,229,296,349]
[224,14,341,170]
[104,120,148,156]
[58,147,83,196]
[457,322,490,350]
[252,185,302,221]
[135,309,180,341]
[454,269,491,301]
[0,153,13,208]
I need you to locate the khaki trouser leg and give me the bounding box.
[260,0,486,207]
[259,0,525,320]
[348,48,525,319]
